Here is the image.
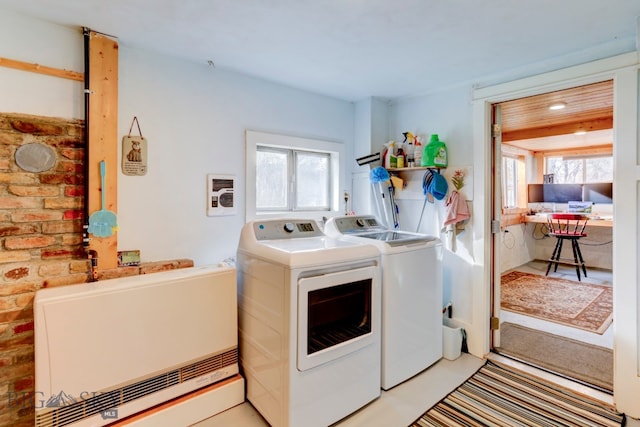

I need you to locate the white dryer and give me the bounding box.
[236,219,381,427]
[324,215,443,390]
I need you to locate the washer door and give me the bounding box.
[297,265,378,371]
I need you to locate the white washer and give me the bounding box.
[324,215,443,390]
[236,219,381,427]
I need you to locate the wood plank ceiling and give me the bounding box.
[499,80,613,152]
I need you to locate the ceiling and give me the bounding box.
[0,0,638,102]
[500,80,614,152]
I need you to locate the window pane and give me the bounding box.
[546,157,583,184]
[295,151,330,209]
[585,157,613,182]
[256,149,288,209]
[502,157,517,208]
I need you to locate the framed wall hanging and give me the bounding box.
[122,116,148,176]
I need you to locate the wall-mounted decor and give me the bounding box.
[121,116,148,176]
[207,174,236,216]
[15,143,56,172]
[444,166,473,201]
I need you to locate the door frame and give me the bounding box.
[471,52,639,416]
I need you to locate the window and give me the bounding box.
[545,155,613,184]
[502,156,518,209]
[256,147,330,211]
[246,130,342,221]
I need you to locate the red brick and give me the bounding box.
[45,136,83,148]
[42,220,82,234]
[0,224,39,237]
[0,298,13,310]
[69,260,90,273]
[12,321,34,335]
[64,185,84,197]
[43,198,82,209]
[0,158,9,170]
[4,267,29,280]
[0,197,40,210]
[11,211,61,222]
[7,185,59,197]
[61,235,83,246]
[0,132,24,145]
[4,236,56,250]
[0,145,13,156]
[41,247,85,260]
[59,148,84,160]
[55,161,83,174]
[62,209,84,220]
[0,172,38,185]
[10,119,63,136]
[13,377,34,392]
[0,282,37,297]
[0,309,32,324]
[38,173,64,185]
[0,356,11,368]
[66,122,85,138]
[14,294,34,309]
[0,252,33,265]
[38,262,67,277]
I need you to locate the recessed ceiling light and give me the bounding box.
[549,102,567,110]
[574,130,587,135]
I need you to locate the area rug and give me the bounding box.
[496,322,613,392]
[501,271,613,334]
[409,360,624,427]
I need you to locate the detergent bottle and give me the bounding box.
[421,134,448,168]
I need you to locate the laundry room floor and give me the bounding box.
[195,354,484,427]
[195,351,624,427]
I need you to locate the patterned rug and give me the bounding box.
[410,360,624,426]
[501,271,613,334]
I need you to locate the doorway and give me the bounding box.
[491,81,614,392]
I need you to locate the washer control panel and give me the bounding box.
[253,219,323,240]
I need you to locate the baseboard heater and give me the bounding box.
[34,265,244,427]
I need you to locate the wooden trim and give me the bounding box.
[87,31,119,270]
[502,117,613,142]
[0,56,83,81]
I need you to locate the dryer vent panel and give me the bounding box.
[207,174,236,216]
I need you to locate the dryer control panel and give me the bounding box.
[253,219,323,240]
[330,215,385,234]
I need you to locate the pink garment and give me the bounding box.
[444,190,470,226]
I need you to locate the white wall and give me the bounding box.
[388,86,476,325]
[0,10,355,266]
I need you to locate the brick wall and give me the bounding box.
[0,113,193,426]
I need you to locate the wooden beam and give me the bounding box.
[87,31,119,270]
[502,117,613,142]
[0,56,83,81]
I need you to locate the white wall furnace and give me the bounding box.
[34,265,244,427]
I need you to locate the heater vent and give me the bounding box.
[35,348,238,427]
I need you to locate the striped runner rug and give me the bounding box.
[410,360,624,426]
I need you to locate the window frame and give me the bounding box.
[246,130,343,222]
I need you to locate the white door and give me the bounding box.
[473,53,640,416]
[612,65,640,417]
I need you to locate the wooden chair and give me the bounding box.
[545,213,588,281]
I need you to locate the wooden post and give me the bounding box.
[88,31,119,270]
